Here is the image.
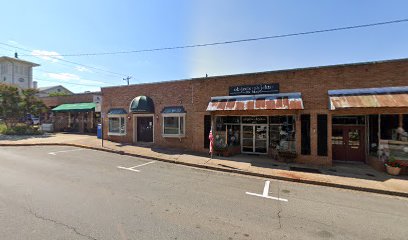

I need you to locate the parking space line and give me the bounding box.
[117,166,140,172]
[48,149,85,155]
[117,161,156,173]
[246,180,288,202]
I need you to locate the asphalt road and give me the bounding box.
[0,146,407,240]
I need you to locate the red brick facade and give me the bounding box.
[101,59,408,166]
[41,92,102,133]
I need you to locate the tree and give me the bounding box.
[0,84,22,128]
[21,88,47,119]
[0,84,47,128]
[48,92,70,97]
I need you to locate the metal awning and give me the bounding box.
[328,86,408,110]
[108,108,127,115]
[206,93,304,111]
[52,102,96,112]
[130,96,154,113]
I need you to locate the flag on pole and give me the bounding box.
[209,129,214,155]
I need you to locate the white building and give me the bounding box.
[0,56,40,89]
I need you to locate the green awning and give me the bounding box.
[130,96,154,113]
[52,102,96,112]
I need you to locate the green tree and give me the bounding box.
[48,92,70,97]
[0,84,22,128]
[21,88,47,119]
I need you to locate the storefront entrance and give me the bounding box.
[332,125,365,162]
[136,116,154,142]
[241,125,268,154]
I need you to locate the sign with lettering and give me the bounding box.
[229,83,279,96]
[242,116,268,124]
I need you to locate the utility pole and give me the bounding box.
[123,76,132,85]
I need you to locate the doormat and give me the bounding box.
[289,166,322,174]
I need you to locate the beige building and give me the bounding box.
[37,85,73,97]
[0,56,39,89]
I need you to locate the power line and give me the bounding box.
[18,18,408,57]
[33,77,103,87]
[0,42,129,77]
[35,68,113,85]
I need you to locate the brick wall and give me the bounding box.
[101,59,408,165]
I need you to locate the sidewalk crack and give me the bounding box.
[277,181,282,229]
[27,208,97,240]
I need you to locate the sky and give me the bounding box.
[0,0,407,93]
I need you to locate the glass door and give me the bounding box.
[241,125,268,154]
[255,125,268,153]
[242,125,254,153]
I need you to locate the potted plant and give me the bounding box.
[278,150,298,163]
[385,156,401,176]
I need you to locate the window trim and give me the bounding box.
[162,113,186,138]
[108,114,127,136]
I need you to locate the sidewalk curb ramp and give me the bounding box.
[1,143,407,198]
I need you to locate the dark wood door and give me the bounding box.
[203,115,211,149]
[332,126,365,162]
[137,117,153,142]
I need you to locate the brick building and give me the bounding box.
[41,92,102,133]
[101,58,408,167]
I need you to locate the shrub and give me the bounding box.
[2,125,43,135]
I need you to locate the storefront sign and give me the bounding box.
[229,83,279,96]
[242,116,268,124]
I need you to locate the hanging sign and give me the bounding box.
[229,83,279,96]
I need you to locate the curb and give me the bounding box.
[2,143,408,198]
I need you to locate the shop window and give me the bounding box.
[380,115,399,140]
[403,115,408,132]
[301,114,311,155]
[108,116,126,135]
[317,114,328,156]
[214,116,240,148]
[269,116,296,152]
[162,114,185,137]
[368,115,379,155]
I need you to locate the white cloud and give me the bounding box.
[48,72,80,81]
[8,40,19,45]
[47,72,106,85]
[75,66,92,73]
[31,50,63,62]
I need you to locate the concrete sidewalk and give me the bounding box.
[1,133,408,197]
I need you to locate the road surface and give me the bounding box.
[0,146,407,239]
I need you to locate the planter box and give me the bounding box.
[385,164,401,176]
[214,145,241,157]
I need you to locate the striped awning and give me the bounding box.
[206,93,304,111]
[329,86,408,110]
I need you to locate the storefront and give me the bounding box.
[41,92,102,134]
[101,58,408,167]
[328,86,408,169]
[52,102,99,133]
[206,85,303,157]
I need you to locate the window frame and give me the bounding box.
[162,113,186,138]
[108,114,126,136]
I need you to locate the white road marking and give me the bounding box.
[117,161,156,172]
[117,166,140,172]
[246,180,288,202]
[48,149,85,155]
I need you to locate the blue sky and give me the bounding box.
[0,0,407,93]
